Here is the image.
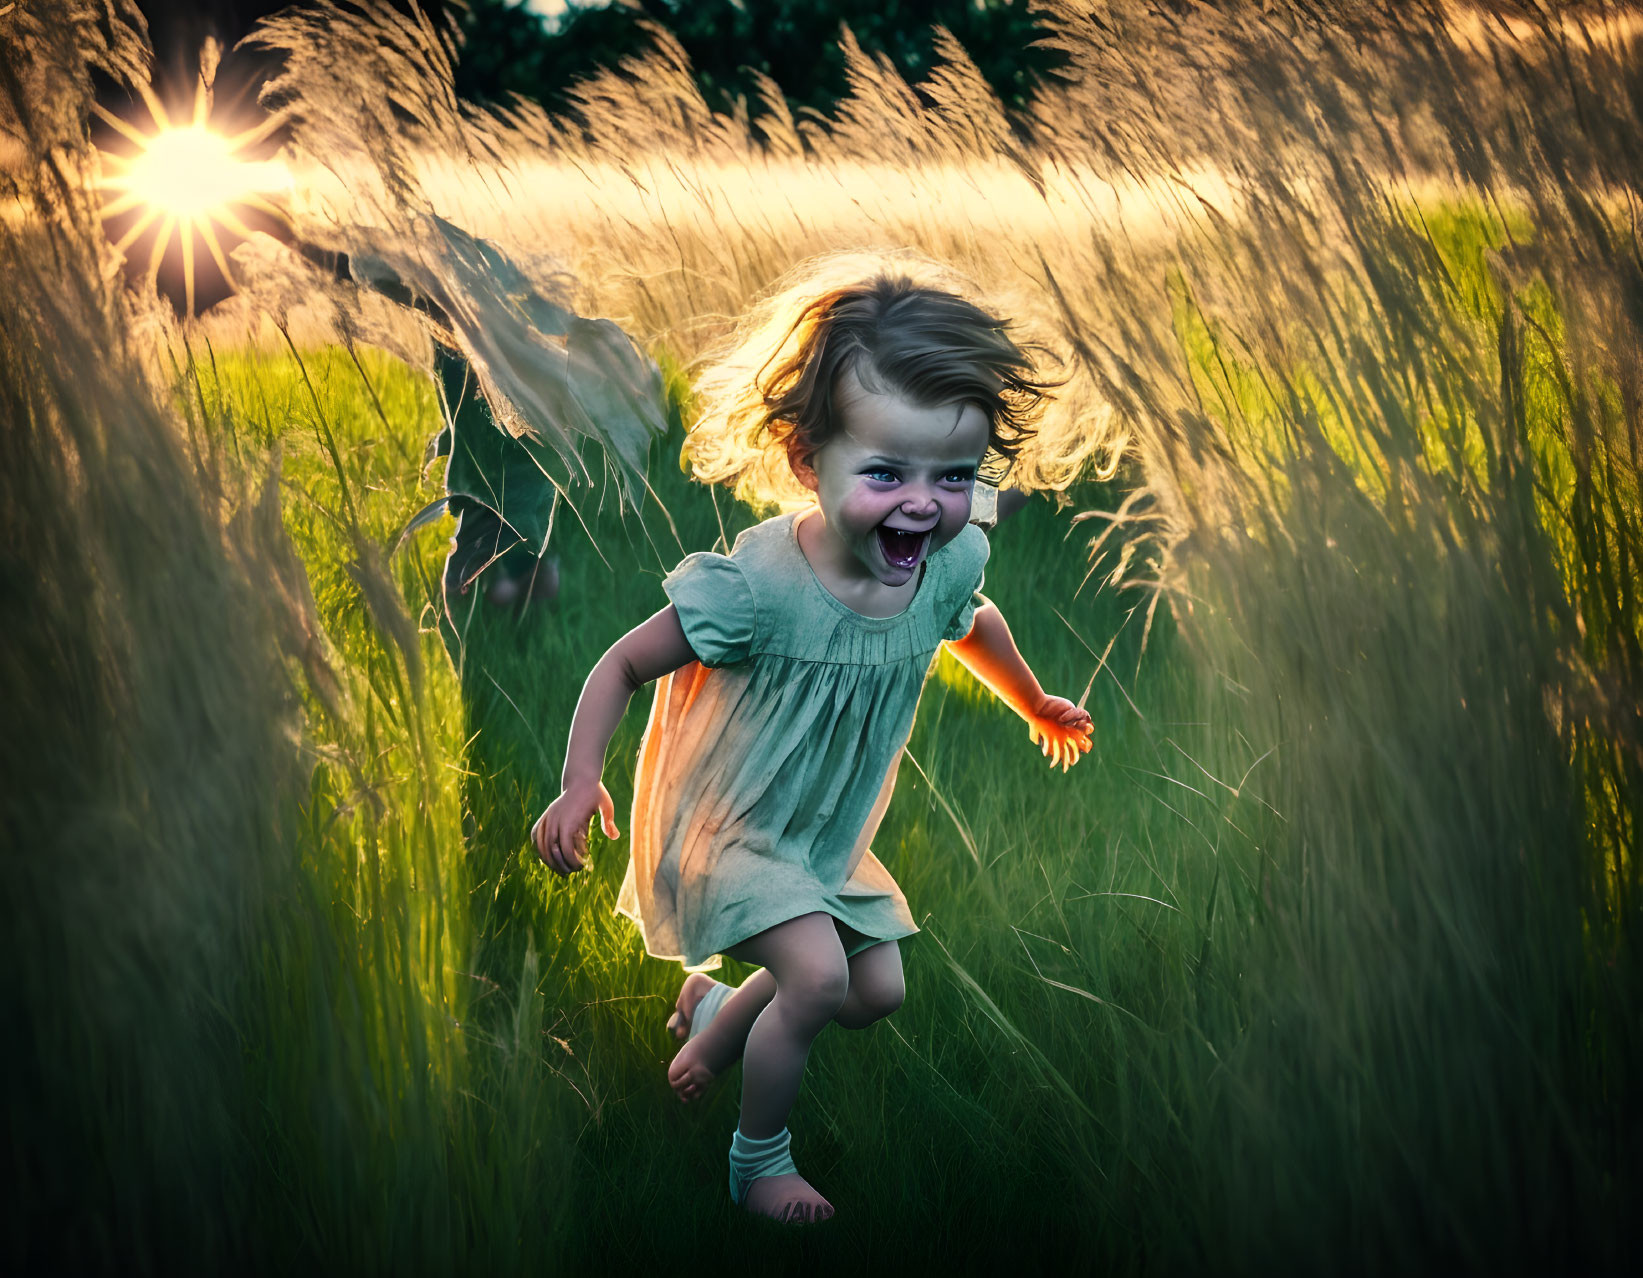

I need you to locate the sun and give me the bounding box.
[95,78,291,314]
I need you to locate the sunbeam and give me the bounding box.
[95,77,290,314]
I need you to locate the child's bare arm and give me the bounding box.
[533,605,699,876]
[944,600,1094,771]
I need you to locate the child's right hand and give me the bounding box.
[532,778,620,877]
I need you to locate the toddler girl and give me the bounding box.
[531,266,1093,1226]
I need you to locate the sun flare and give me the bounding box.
[95,79,290,314]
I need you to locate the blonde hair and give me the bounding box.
[686,252,1064,511]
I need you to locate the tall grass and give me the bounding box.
[5,0,1641,1274]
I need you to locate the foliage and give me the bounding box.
[453,0,1058,117]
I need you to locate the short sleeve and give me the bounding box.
[939,523,991,642]
[663,551,757,667]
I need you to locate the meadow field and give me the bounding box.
[4,1,1640,1274]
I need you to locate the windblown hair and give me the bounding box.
[686,253,1063,510]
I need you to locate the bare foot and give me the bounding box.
[741,1172,835,1225]
[666,973,723,1103]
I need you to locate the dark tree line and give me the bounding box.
[448,0,1601,122]
[126,1,1584,129]
[121,1,1056,129]
[452,0,1059,119]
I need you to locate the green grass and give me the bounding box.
[195,330,1212,1268]
[168,306,1629,1273]
[10,255,1636,1275]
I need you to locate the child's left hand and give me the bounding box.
[1026,696,1094,771]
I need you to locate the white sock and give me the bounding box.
[727,1125,797,1204]
[688,979,735,1043]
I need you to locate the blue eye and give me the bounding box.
[943,470,977,485]
[863,468,898,483]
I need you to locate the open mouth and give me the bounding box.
[876,524,930,571]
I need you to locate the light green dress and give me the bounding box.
[614,510,990,972]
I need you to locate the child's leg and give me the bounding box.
[716,912,850,1222]
[670,969,776,1042]
[832,938,905,1030]
[669,924,903,1102]
[725,912,850,1139]
[667,969,777,1102]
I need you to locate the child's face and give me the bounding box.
[794,367,990,587]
